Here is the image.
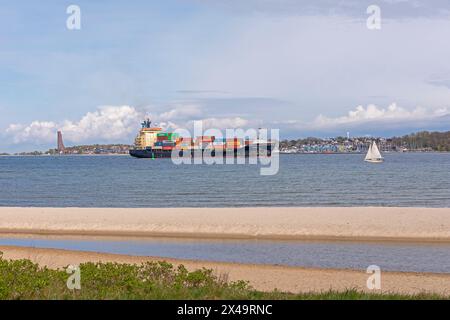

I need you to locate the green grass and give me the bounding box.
[0,253,446,300]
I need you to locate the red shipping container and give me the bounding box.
[198,136,215,142]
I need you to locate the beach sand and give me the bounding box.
[1,207,449,295]
[1,245,449,295]
[0,207,449,242]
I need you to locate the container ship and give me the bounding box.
[129,119,274,159]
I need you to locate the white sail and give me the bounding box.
[371,141,382,159]
[365,141,383,162]
[365,143,373,161]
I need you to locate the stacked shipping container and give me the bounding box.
[147,134,249,151]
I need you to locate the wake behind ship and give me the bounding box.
[129,119,273,159]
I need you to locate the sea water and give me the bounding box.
[0,237,448,273]
[0,153,449,207]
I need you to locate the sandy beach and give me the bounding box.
[1,245,449,295]
[0,207,449,242]
[0,207,449,295]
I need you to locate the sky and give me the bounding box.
[1,0,450,152]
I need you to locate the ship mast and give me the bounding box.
[141,118,152,129]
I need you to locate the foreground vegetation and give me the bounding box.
[0,254,446,300]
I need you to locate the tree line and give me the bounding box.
[280,131,450,152]
[391,131,450,151]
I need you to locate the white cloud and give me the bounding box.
[146,102,257,130]
[158,104,202,121]
[313,103,450,127]
[312,103,449,128]
[272,103,450,135]
[6,105,142,144]
[60,105,142,143]
[4,104,255,146]
[193,117,250,129]
[156,117,253,132]
[6,102,449,148]
[6,121,58,144]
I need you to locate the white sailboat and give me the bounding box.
[364,141,384,163]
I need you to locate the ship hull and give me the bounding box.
[129,145,272,159]
[364,158,384,163]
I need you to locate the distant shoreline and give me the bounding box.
[0,153,130,157]
[2,151,450,157]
